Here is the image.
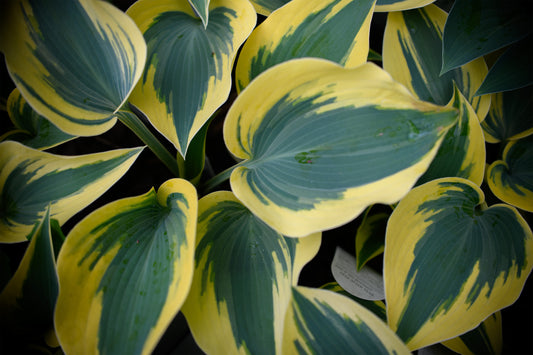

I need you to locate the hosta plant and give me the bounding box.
[0,0,532,354]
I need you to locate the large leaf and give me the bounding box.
[127,0,256,156]
[416,86,485,186]
[235,0,376,92]
[224,59,457,237]
[54,178,197,355]
[282,286,410,354]
[481,86,533,143]
[475,35,533,96]
[0,141,143,243]
[0,0,146,136]
[0,207,58,347]
[374,0,435,12]
[383,4,490,121]
[1,88,75,150]
[384,177,533,350]
[442,312,502,355]
[182,191,321,355]
[441,0,533,73]
[486,135,533,212]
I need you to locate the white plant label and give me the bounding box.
[331,246,385,301]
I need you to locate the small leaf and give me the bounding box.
[282,286,411,354]
[127,0,256,156]
[481,86,533,143]
[0,141,143,243]
[224,59,457,237]
[182,191,320,355]
[442,312,502,355]
[249,0,290,16]
[235,0,376,92]
[54,178,197,355]
[0,207,58,342]
[383,4,490,121]
[486,135,533,212]
[442,0,533,73]
[475,35,533,96]
[188,0,210,28]
[416,85,486,186]
[2,88,75,149]
[385,177,533,349]
[0,0,147,136]
[374,0,436,12]
[355,207,389,270]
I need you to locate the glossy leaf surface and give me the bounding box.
[0,141,143,243]
[0,208,58,342]
[0,0,146,136]
[224,59,457,237]
[487,135,533,212]
[442,0,533,73]
[375,0,435,12]
[235,0,376,91]
[385,177,533,349]
[55,179,197,355]
[481,86,533,143]
[383,4,490,121]
[416,86,485,186]
[475,35,533,96]
[127,0,256,155]
[282,286,410,354]
[1,88,75,149]
[182,191,320,355]
[442,312,502,355]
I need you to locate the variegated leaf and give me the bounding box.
[416,85,486,186]
[375,0,435,12]
[1,88,75,150]
[385,177,533,350]
[188,0,210,28]
[282,286,410,354]
[235,0,376,92]
[320,282,387,321]
[383,4,490,121]
[0,141,143,243]
[442,312,502,355]
[224,59,457,237]
[182,191,320,355]
[355,207,389,270]
[486,135,533,212]
[127,0,256,156]
[0,0,146,136]
[55,178,197,355]
[249,0,289,16]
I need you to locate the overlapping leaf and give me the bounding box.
[182,191,321,355]
[320,282,387,321]
[0,208,58,348]
[55,178,197,355]
[355,207,389,270]
[481,86,533,143]
[235,0,376,92]
[0,141,143,243]
[385,177,533,350]
[224,59,457,237]
[1,88,75,149]
[442,312,502,355]
[282,286,410,354]
[416,86,485,186]
[0,0,146,136]
[486,135,533,212]
[442,0,533,73]
[127,0,256,156]
[383,4,490,121]
[374,0,435,12]
[249,0,289,16]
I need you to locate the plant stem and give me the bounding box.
[200,162,243,194]
[116,109,181,177]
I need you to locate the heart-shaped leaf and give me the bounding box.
[2,88,75,150]
[385,177,533,350]
[0,141,143,243]
[235,0,376,92]
[55,178,197,355]
[182,191,320,355]
[0,0,146,136]
[224,59,457,237]
[486,135,533,212]
[127,0,256,156]
[383,4,490,121]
